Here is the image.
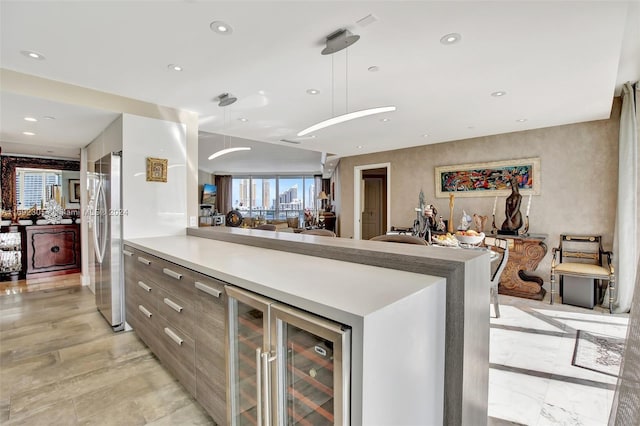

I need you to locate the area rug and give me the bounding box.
[572,330,625,377]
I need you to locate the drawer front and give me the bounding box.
[192,272,225,311]
[158,319,196,395]
[158,288,194,338]
[122,245,138,282]
[134,278,160,311]
[134,300,162,354]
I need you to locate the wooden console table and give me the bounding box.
[497,234,547,300]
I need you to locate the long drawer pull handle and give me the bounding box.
[123,250,134,257]
[164,297,183,313]
[137,257,151,265]
[163,268,182,280]
[164,327,184,346]
[137,281,152,292]
[195,281,221,298]
[138,305,152,318]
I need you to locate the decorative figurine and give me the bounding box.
[43,199,64,224]
[448,193,455,234]
[473,214,488,233]
[500,176,523,233]
[458,210,472,230]
[436,215,446,232]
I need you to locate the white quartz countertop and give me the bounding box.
[125,234,445,325]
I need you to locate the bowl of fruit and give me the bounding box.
[454,230,485,246]
[432,233,459,247]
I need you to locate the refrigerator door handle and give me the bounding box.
[93,179,107,264]
[261,351,271,426]
[256,348,262,426]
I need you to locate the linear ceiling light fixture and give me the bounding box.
[208,147,251,160]
[297,28,396,137]
[298,106,396,137]
[208,94,251,160]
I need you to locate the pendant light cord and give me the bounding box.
[346,47,349,114]
[331,54,335,118]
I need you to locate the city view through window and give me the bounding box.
[232,176,317,221]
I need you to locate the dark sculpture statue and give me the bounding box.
[501,176,523,232]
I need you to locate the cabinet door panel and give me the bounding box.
[158,319,196,395]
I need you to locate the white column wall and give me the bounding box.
[122,114,187,239]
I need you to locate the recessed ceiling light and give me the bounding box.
[258,90,266,95]
[467,126,475,129]
[516,118,528,122]
[368,66,379,72]
[47,150,54,153]
[168,64,183,71]
[43,116,56,120]
[440,33,461,45]
[422,134,429,138]
[357,145,363,149]
[210,21,233,35]
[238,117,248,122]
[306,89,320,95]
[21,50,45,60]
[24,116,38,122]
[23,131,36,136]
[491,91,507,97]
[380,118,390,122]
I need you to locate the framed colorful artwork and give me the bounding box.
[435,157,540,198]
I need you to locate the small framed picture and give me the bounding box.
[146,157,168,182]
[69,179,81,203]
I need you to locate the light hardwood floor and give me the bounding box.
[0,279,214,425]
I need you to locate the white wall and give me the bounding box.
[122,114,187,238]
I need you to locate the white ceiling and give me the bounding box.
[1,1,639,171]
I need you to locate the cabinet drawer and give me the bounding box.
[158,319,196,395]
[134,278,160,310]
[158,289,194,338]
[192,272,225,310]
[134,301,162,353]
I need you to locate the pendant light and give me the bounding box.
[297,29,396,137]
[208,93,251,160]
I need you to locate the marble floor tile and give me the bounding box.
[488,368,551,425]
[537,380,615,425]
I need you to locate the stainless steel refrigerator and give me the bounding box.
[89,151,124,331]
[226,286,351,425]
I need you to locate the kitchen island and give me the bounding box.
[125,228,490,425]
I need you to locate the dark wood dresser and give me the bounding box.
[23,224,81,278]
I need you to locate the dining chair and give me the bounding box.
[300,229,336,237]
[485,237,509,318]
[369,234,428,245]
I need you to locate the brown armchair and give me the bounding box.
[550,235,615,313]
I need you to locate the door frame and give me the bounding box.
[353,163,391,240]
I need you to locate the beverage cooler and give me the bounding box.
[226,286,351,426]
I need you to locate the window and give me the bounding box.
[231,175,315,222]
[15,168,62,209]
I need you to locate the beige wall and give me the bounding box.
[339,99,621,281]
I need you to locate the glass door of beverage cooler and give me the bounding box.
[270,303,351,426]
[227,286,274,426]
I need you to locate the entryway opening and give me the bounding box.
[353,163,390,240]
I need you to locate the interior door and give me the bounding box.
[361,177,383,240]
